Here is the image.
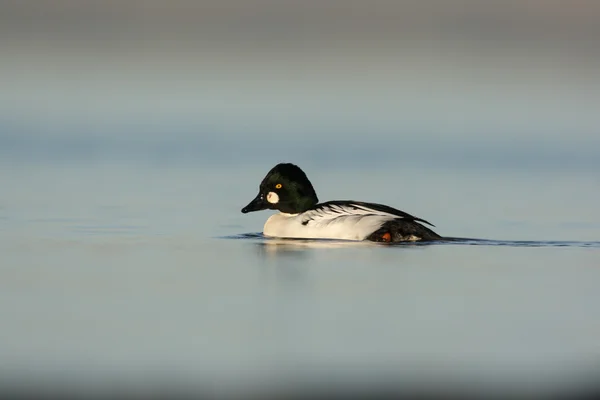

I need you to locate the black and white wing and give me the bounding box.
[302,201,435,227]
[295,201,434,240]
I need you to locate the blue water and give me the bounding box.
[2,10,600,392]
[1,158,599,396]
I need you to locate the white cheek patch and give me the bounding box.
[266,192,279,204]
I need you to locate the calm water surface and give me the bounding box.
[1,159,599,394]
[2,1,600,395]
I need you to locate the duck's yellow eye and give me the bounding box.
[275,183,282,189]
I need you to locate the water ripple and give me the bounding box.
[221,233,600,248]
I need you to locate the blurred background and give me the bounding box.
[1,1,600,398]
[1,0,599,168]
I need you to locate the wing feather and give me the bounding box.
[303,201,435,227]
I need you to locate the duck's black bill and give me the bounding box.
[241,193,267,214]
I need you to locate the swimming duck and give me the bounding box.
[241,163,442,242]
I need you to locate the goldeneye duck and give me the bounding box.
[241,163,442,242]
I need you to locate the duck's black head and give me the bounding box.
[241,163,319,214]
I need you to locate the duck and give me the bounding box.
[241,163,443,242]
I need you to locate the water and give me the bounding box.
[1,159,599,396]
[2,2,600,395]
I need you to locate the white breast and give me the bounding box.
[262,203,398,241]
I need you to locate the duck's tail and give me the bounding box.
[366,219,444,243]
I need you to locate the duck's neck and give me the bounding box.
[279,212,299,217]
